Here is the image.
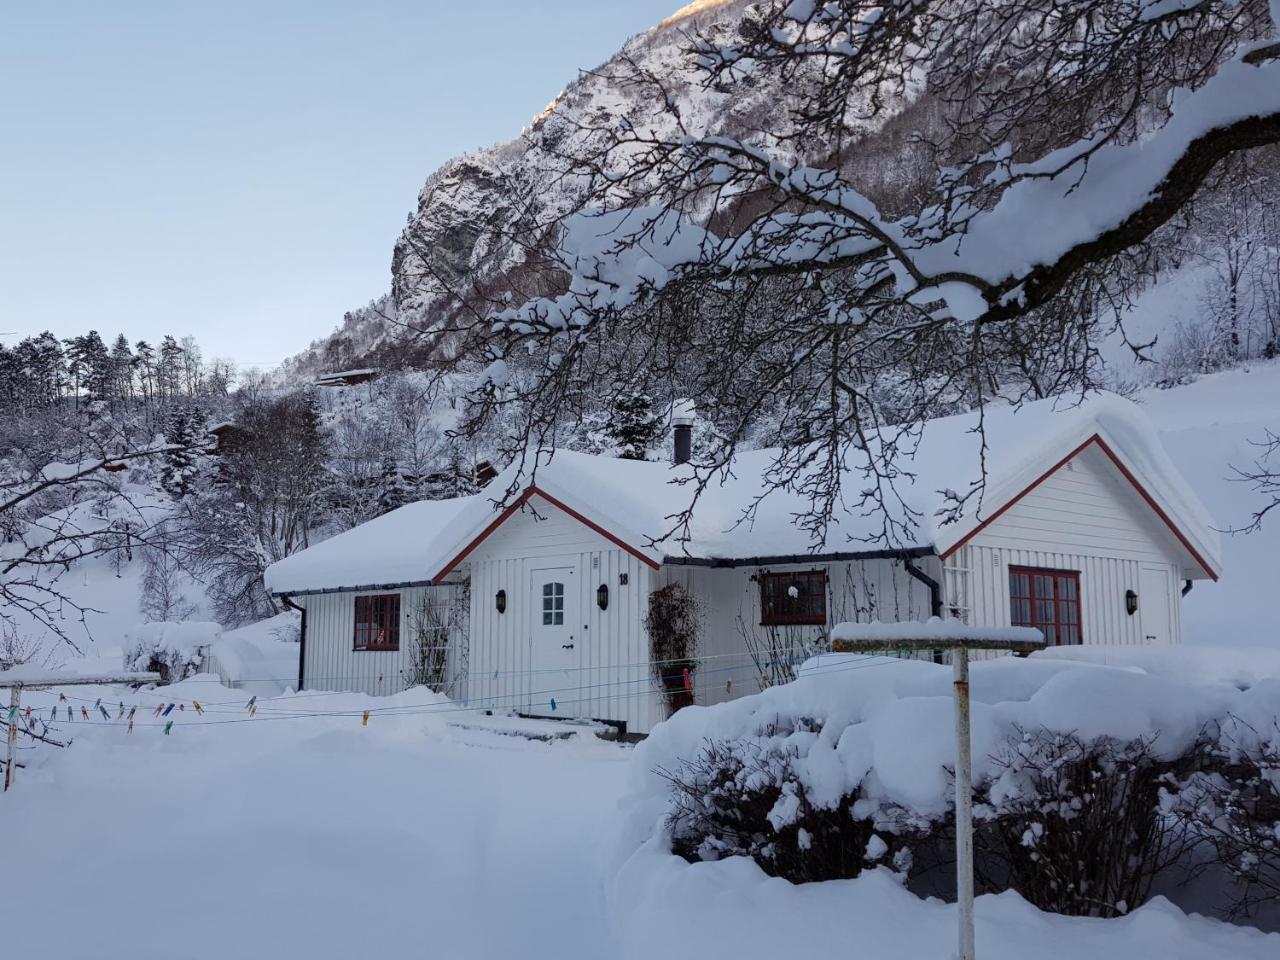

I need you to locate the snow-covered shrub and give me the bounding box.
[124,621,221,683]
[976,728,1189,917]
[662,727,923,884]
[626,649,1280,921]
[646,584,701,715]
[1172,713,1280,919]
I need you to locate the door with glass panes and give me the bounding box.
[528,560,578,712]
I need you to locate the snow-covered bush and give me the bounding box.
[976,729,1189,917]
[1172,710,1280,919]
[663,726,924,884]
[124,621,221,683]
[625,649,1280,921]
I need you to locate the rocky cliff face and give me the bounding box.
[285,0,762,377]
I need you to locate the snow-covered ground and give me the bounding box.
[2,672,1277,959]
[1142,361,1280,646]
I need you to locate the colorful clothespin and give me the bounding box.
[249,703,257,717]
[192,701,203,716]
[163,720,173,736]
[127,705,137,721]
[179,703,185,712]
[361,710,370,727]
[7,705,16,723]
[98,705,110,721]
[153,704,164,717]
[24,705,32,720]
[49,706,56,721]
[725,679,733,695]
[80,706,89,721]
[117,701,124,718]
[549,698,557,712]
[58,693,66,702]
[127,719,134,734]
[161,703,176,717]
[245,696,257,713]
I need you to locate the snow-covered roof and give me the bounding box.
[264,496,477,595]
[315,368,378,382]
[265,392,1222,595]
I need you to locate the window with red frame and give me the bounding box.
[353,594,400,651]
[759,570,828,626]
[1008,567,1081,645]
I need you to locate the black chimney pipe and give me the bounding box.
[674,423,692,464]
[672,399,696,465]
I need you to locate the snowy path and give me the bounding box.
[0,712,629,959]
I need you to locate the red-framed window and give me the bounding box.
[1008,567,1081,645]
[759,570,828,626]
[354,594,400,651]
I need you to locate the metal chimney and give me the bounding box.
[671,399,696,465]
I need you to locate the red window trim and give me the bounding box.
[1008,566,1082,646]
[353,593,401,652]
[758,569,828,626]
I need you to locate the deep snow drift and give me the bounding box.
[2,665,1277,959]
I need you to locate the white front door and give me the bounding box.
[529,562,579,713]
[1139,565,1173,644]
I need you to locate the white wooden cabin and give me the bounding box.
[264,393,1221,736]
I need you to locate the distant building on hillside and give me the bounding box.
[315,368,379,387]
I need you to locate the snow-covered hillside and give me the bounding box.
[1143,363,1280,646]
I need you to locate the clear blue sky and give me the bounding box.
[1,1,686,370]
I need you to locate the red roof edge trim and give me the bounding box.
[940,434,1218,581]
[432,485,661,583]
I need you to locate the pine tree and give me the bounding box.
[109,334,134,404]
[157,336,184,402]
[159,402,205,498]
[609,392,661,460]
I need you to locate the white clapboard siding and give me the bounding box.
[660,555,938,708]
[950,443,1186,645]
[300,582,467,696]
[465,495,665,735]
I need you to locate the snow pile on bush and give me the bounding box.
[123,621,221,683]
[621,647,1280,919]
[203,612,301,695]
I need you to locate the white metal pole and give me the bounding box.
[953,648,975,960]
[4,684,20,792]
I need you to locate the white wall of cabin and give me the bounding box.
[659,555,939,709]
[465,495,665,735]
[943,443,1187,645]
[298,582,467,697]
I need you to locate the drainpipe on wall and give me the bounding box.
[903,554,943,618]
[903,554,945,665]
[1181,580,1194,597]
[281,595,307,692]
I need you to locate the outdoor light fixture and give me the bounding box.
[1125,589,1138,615]
[597,584,609,610]
[495,589,506,614]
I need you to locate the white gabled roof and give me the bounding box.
[264,496,477,595]
[264,392,1222,595]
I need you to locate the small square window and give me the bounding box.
[541,582,565,626]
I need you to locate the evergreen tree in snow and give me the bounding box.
[607,392,661,460]
[159,402,206,498]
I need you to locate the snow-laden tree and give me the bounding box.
[440,0,1280,545]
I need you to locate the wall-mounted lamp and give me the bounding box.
[597,584,609,610]
[496,589,507,614]
[1125,589,1138,616]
